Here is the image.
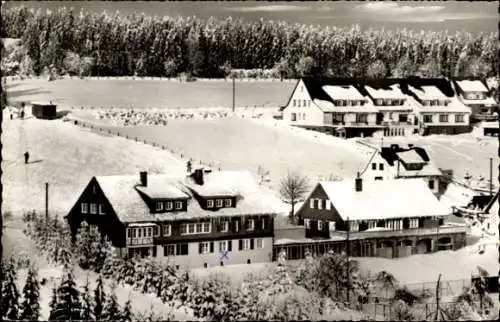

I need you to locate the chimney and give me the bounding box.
[355,172,363,192]
[140,171,148,187]
[408,144,414,149]
[192,168,204,185]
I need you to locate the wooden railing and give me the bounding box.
[126,237,154,246]
[330,225,467,240]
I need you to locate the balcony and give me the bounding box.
[329,225,467,241]
[126,237,154,247]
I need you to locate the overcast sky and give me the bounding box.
[5,1,498,33]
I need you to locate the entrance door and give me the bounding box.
[376,113,383,125]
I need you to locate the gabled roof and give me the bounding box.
[93,171,278,223]
[396,150,425,164]
[184,171,241,197]
[456,80,489,93]
[365,84,407,100]
[379,145,442,177]
[313,99,379,113]
[322,85,365,101]
[408,85,449,101]
[319,178,450,221]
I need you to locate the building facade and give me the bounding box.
[454,80,498,122]
[65,168,276,269]
[274,177,467,261]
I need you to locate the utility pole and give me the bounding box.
[45,182,49,224]
[232,76,235,113]
[346,216,350,304]
[489,157,493,196]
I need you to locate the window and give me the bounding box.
[162,224,171,236]
[439,114,448,123]
[243,239,251,250]
[317,199,323,210]
[376,99,383,106]
[225,199,232,207]
[156,202,163,211]
[308,100,311,107]
[423,115,433,123]
[99,204,105,215]
[352,100,359,106]
[304,218,310,229]
[154,225,160,237]
[219,240,231,252]
[90,203,97,214]
[165,202,173,210]
[180,224,187,235]
[234,221,239,232]
[81,203,88,214]
[127,228,131,238]
[303,99,306,107]
[428,179,435,190]
[302,113,306,120]
[188,224,195,234]
[298,100,301,107]
[371,163,377,170]
[293,99,296,107]
[356,113,367,123]
[375,176,383,181]
[309,199,315,208]
[261,218,267,230]
[175,201,182,210]
[164,244,176,256]
[291,113,297,121]
[138,228,142,238]
[300,86,304,92]
[256,238,264,249]
[329,221,336,231]
[202,222,210,233]
[132,229,136,238]
[221,221,229,232]
[147,227,152,237]
[216,199,223,207]
[379,163,384,171]
[247,219,255,231]
[399,114,408,123]
[455,114,465,123]
[207,200,214,208]
[176,243,189,255]
[326,201,331,210]
[199,242,210,254]
[318,220,323,230]
[196,223,203,233]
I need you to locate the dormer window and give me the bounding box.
[352,100,359,106]
[175,201,183,210]
[156,202,164,211]
[207,200,214,208]
[376,99,383,106]
[216,199,223,208]
[165,202,173,210]
[224,199,232,207]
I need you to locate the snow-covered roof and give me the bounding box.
[313,99,378,113]
[456,80,489,93]
[409,85,449,101]
[396,150,425,164]
[322,85,365,101]
[135,177,190,199]
[413,97,471,113]
[93,171,278,223]
[319,178,450,221]
[365,85,406,100]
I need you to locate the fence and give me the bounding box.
[358,301,464,321]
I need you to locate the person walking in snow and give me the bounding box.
[24,151,30,164]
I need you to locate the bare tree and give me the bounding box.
[279,171,309,223]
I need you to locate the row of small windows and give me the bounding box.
[422,114,465,123]
[81,203,105,215]
[156,201,183,211]
[304,218,424,232]
[126,218,268,239]
[159,238,266,257]
[463,93,487,100]
[421,100,450,107]
[334,100,367,107]
[374,99,405,106]
[292,99,312,108]
[207,198,232,208]
[309,198,331,210]
[290,112,306,122]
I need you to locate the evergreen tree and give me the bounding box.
[49,268,82,321]
[121,296,133,322]
[19,266,41,321]
[80,276,93,321]
[93,275,106,321]
[103,282,121,321]
[48,286,58,320]
[0,259,20,321]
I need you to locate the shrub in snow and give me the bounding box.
[49,267,82,321]
[93,275,106,321]
[121,297,134,322]
[0,259,20,321]
[103,282,121,321]
[80,277,93,321]
[19,266,41,321]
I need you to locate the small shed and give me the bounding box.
[31,101,57,120]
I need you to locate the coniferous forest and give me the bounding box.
[1,7,498,79]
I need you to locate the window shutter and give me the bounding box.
[239,239,243,250]
[199,243,203,254]
[228,240,232,251]
[152,247,157,257]
[210,242,214,253]
[250,239,254,250]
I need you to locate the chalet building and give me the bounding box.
[282,78,382,138]
[453,80,498,122]
[362,84,418,137]
[274,176,467,261]
[65,168,277,269]
[359,144,443,195]
[405,80,471,135]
